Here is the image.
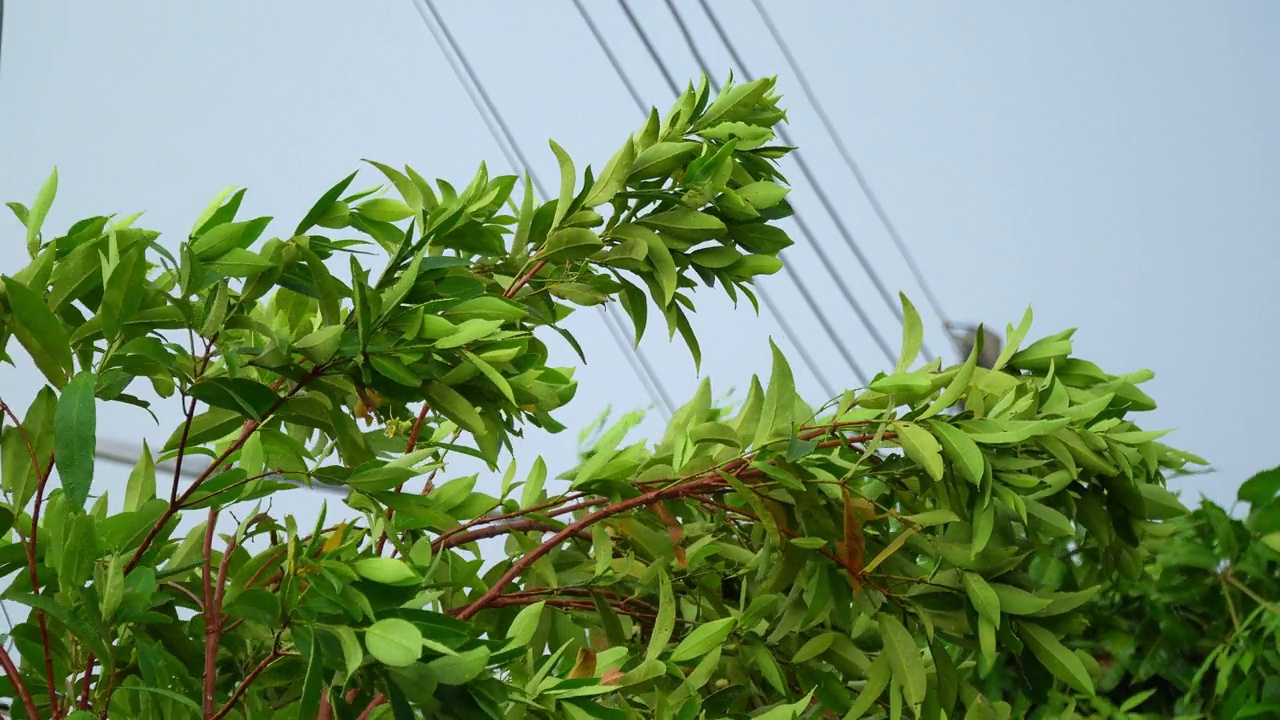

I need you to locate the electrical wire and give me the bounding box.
[691,0,938,364]
[410,0,676,417]
[748,0,952,331]
[608,1,875,383]
[570,0,839,396]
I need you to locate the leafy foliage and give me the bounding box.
[0,73,1224,720]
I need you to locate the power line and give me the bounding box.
[570,0,839,396]
[409,0,676,418]
[607,1,875,383]
[748,0,952,330]
[690,0,938,364]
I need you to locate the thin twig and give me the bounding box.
[209,650,283,720]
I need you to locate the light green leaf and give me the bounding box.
[903,509,960,527]
[989,584,1054,615]
[293,325,345,365]
[123,439,156,513]
[791,632,838,664]
[895,293,924,373]
[505,601,545,648]
[843,653,890,719]
[435,318,504,350]
[646,570,675,661]
[55,371,97,512]
[521,457,547,508]
[992,306,1034,370]
[423,382,483,435]
[668,617,736,663]
[752,340,796,451]
[877,613,926,709]
[351,557,420,586]
[754,690,816,720]
[25,167,58,256]
[462,350,515,405]
[582,138,634,208]
[365,618,423,667]
[329,625,364,683]
[892,421,944,482]
[1019,621,1095,695]
[3,275,74,387]
[638,208,726,241]
[925,419,985,486]
[612,223,675,306]
[427,646,491,685]
[541,227,603,262]
[550,139,576,230]
[357,197,415,222]
[962,572,1001,626]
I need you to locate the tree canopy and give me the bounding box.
[0,73,1254,720]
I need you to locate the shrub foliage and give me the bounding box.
[0,75,1251,720]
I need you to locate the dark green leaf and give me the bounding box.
[54,371,98,512]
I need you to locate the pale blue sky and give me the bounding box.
[2,1,1277,519]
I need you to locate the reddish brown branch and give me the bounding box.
[0,643,39,720]
[125,364,323,575]
[209,650,283,720]
[441,519,591,550]
[356,693,387,720]
[456,477,717,620]
[202,507,220,717]
[505,258,548,298]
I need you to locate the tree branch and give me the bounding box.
[208,649,283,720]
[0,643,39,720]
[456,477,717,620]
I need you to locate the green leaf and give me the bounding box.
[297,171,358,235]
[298,626,324,720]
[992,306,1034,370]
[894,293,924,373]
[869,370,934,396]
[1019,621,1095,695]
[877,613,926,709]
[753,690,816,720]
[638,208,726,241]
[352,557,420,586]
[550,139,576,230]
[1238,466,1280,506]
[294,325,345,365]
[541,227,603,262]
[668,617,736,663]
[3,275,74,387]
[504,601,546,648]
[962,572,1001,626]
[426,646,490,685]
[903,509,961,527]
[191,185,239,236]
[752,340,796,451]
[989,584,1054,615]
[520,456,547,508]
[204,248,275,277]
[329,625,364,683]
[892,421,944,482]
[435,318,504,350]
[612,223,675,306]
[358,197,415,223]
[123,439,156,513]
[734,181,790,210]
[55,371,98,512]
[629,141,701,180]
[462,351,515,405]
[647,570,675,661]
[188,378,280,421]
[925,420,985,486]
[26,167,58,256]
[791,632,838,665]
[844,653,891,719]
[115,686,202,715]
[365,618,423,667]
[423,381,484,434]
[583,138,634,208]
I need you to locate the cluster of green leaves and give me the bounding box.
[0,72,1211,720]
[990,466,1279,719]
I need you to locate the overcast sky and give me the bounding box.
[2,1,1277,526]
